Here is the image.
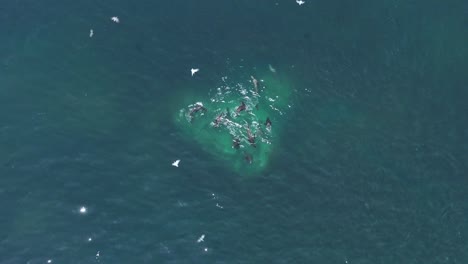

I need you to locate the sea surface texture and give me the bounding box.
[0,0,467,263]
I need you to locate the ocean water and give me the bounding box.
[1,0,467,263]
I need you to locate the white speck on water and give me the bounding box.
[47,260,52,264]
[111,16,119,23]
[89,29,93,38]
[79,206,87,214]
[177,200,188,207]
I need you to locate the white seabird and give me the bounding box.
[172,159,180,167]
[296,0,305,5]
[111,16,120,23]
[191,68,199,76]
[197,234,205,243]
[79,206,87,214]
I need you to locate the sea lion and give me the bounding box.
[236,101,246,113]
[213,113,224,127]
[189,103,206,115]
[189,103,207,122]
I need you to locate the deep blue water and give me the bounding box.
[1,0,467,263]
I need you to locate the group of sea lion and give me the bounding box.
[187,76,272,164]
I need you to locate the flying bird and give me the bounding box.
[296,0,305,5]
[172,159,180,167]
[111,16,120,23]
[79,206,87,214]
[191,68,199,76]
[197,234,205,243]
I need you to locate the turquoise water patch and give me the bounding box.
[174,70,293,175]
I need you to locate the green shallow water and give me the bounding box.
[174,70,293,175]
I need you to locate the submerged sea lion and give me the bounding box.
[250,75,259,93]
[244,152,253,164]
[232,138,240,149]
[246,127,256,148]
[265,117,272,128]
